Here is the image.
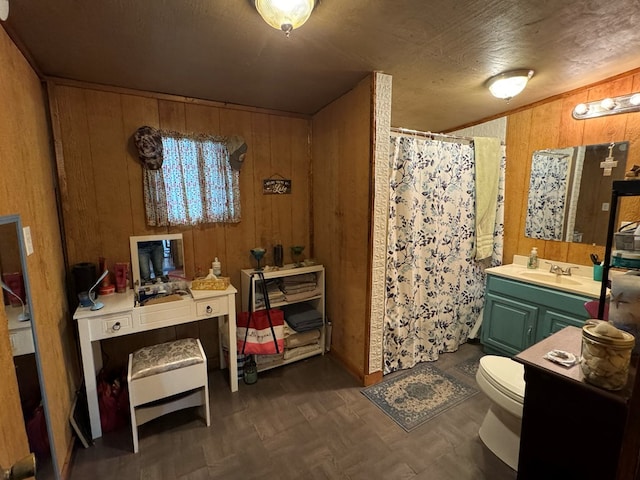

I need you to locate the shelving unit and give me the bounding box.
[240,264,325,372]
[599,180,640,318]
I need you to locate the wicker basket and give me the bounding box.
[191,276,231,290]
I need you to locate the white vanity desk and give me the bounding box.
[7,306,34,356]
[73,284,238,439]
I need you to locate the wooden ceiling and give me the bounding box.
[4,0,640,132]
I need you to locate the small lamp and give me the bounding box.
[88,270,109,311]
[486,69,534,101]
[255,0,315,37]
[1,279,29,321]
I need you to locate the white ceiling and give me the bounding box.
[4,0,640,132]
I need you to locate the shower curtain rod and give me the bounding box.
[390,127,505,146]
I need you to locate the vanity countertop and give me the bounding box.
[486,255,601,298]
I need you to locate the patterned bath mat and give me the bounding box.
[362,364,478,432]
[454,354,484,378]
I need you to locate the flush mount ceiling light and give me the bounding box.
[486,69,535,101]
[572,92,640,120]
[255,0,315,37]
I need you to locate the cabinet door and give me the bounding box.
[482,293,538,356]
[536,309,587,342]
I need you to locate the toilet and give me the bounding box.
[475,355,526,470]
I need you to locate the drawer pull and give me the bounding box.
[112,322,121,331]
[206,305,213,315]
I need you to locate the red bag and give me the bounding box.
[237,272,285,355]
[97,369,130,433]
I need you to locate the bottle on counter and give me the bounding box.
[527,247,539,269]
[274,243,284,268]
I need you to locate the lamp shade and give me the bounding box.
[487,69,534,100]
[255,0,315,35]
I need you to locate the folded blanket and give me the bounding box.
[284,288,322,303]
[281,284,317,294]
[282,273,317,285]
[285,328,321,349]
[282,303,323,332]
[283,342,321,361]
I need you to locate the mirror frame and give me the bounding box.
[129,233,184,288]
[0,214,60,479]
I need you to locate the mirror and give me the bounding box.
[129,233,185,288]
[0,215,59,479]
[525,141,629,245]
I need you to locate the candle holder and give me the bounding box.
[291,245,305,267]
[250,248,266,271]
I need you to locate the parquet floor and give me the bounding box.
[68,342,517,480]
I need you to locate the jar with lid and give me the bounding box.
[580,320,635,391]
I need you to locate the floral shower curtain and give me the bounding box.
[524,152,570,240]
[384,135,504,373]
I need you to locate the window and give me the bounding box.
[143,132,241,226]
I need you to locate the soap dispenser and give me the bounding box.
[527,247,539,269]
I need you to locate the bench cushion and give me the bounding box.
[130,338,204,380]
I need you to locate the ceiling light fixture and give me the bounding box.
[255,0,315,37]
[572,92,640,120]
[486,69,534,101]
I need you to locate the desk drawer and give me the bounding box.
[90,313,133,339]
[196,297,226,318]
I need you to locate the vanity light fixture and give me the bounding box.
[572,92,640,120]
[255,0,315,37]
[486,69,535,101]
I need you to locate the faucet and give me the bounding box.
[547,263,577,276]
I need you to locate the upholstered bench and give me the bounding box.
[127,338,210,453]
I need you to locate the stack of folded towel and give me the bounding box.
[280,273,320,302]
[281,302,323,332]
[255,279,286,307]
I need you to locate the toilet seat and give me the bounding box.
[479,356,525,402]
[476,355,525,418]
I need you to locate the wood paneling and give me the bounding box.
[312,76,373,380]
[50,81,312,372]
[505,70,640,266]
[0,27,74,478]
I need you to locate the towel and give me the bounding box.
[473,137,501,260]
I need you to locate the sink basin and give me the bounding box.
[519,271,583,286]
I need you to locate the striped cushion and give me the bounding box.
[130,338,204,380]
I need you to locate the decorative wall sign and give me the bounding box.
[263,178,291,195]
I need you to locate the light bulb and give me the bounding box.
[574,103,589,115]
[600,98,616,110]
[629,94,640,106]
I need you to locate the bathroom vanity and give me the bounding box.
[481,259,600,357]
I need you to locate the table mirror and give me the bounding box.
[129,233,185,287]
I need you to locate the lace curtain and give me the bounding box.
[384,136,505,373]
[143,132,241,226]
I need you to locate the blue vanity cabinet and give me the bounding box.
[481,274,592,357]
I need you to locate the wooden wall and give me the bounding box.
[49,80,312,369]
[311,76,373,381]
[0,27,74,478]
[504,69,640,266]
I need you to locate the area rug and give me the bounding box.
[361,364,478,432]
[454,354,484,378]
